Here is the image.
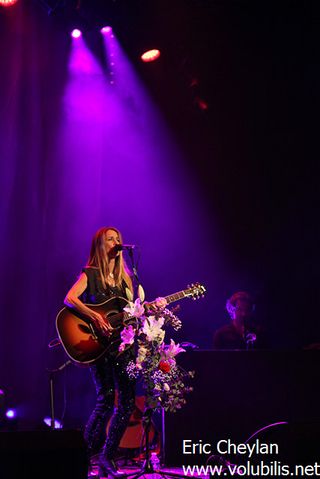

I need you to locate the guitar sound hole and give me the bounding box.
[79,324,92,334]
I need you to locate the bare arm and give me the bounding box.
[64,273,111,333]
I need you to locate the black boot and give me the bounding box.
[98,456,126,478]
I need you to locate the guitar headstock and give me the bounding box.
[185,283,206,300]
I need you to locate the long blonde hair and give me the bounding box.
[87,226,133,293]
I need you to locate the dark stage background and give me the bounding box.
[0,0,319,429]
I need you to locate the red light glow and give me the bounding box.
[0,0,18,6]
[141,49,161,63]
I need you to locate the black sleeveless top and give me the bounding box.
[80,267,129,304]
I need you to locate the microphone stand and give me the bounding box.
[123,407,190,479]
[126,247,146,303]
[127,248,140,286]
[47,360,71,430]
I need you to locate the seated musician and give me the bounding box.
[213,291,264,350]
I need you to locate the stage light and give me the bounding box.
[71,29,82,39]
[195,97,209,111]
[5,409,16,419]
[141,49,161,63]
[101,26,112,34]
[0,0,18,6]
[43,417,63,429]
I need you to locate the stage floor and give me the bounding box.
[88,466,209,479]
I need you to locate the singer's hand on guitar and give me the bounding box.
[145,297,167,313]
[92,312,113,335]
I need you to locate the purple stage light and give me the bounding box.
[69,32,103,76]
[101,26,112,34]
[71,29,82,39]
[5,409,16,419]
[61,27,211,309]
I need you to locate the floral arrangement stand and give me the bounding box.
[117,298,195,479]
[121,407,191,479]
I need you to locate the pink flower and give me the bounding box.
[119,325,135,352]
[161,339,186,359]
[124,298,145,318]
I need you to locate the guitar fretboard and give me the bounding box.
[163,290,189,305]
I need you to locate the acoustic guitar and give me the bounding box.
[56,283,206,365]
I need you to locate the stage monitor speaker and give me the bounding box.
[0,429,88,479]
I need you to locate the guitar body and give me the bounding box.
[56,296,129,366]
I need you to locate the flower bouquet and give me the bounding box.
[119,299,194,412]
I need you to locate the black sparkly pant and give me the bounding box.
[84,350,136,459]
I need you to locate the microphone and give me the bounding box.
[113,244,137,252]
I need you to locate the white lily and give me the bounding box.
[142,316,165,342]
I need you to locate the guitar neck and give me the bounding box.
[147,283,205,309]
[163,289,190,305]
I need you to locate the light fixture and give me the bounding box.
[141,49,161,63]
[101,26,112,34]
[0,0,18,6]
[71,28,82,39]
[5,409,16,419]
